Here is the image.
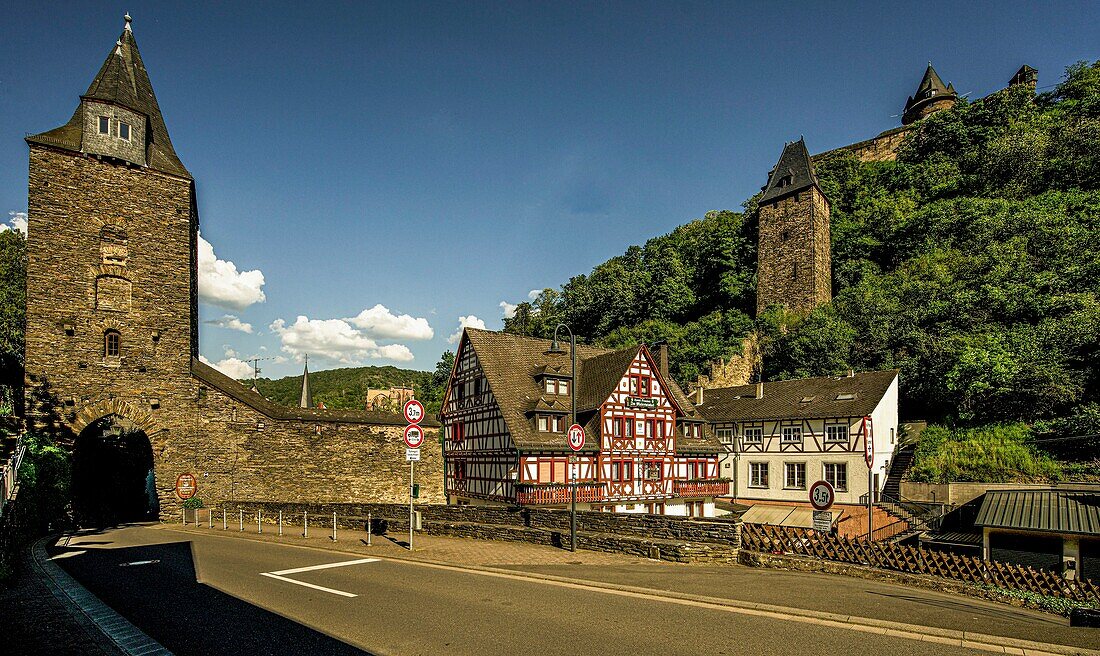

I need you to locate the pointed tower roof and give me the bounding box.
[299,358,314,409]
[26,14,190,179]
[758,138,824,205]
[902,63,958,123]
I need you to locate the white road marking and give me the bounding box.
[260,557,380,597]
[270,557,379,576]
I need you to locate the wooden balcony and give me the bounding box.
[673,479,730,498]
[515,482,607,505]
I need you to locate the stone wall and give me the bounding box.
[900,481,1100,506]
[25,145,445,519]
[756,186,831,317]
[812,126,913,164]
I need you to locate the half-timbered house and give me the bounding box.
[441,329,728,516]
[697,370,899,507]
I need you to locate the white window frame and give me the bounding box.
[118,121,131,142]
[749,462,768,488]
[716,428,734,444]
[742,427,763,444]
[537,415,548,432]
[824,463,848,492]
[784,462,806,490]
[781,426,802,444]
[98,116,111,134]
[824,424,848,443]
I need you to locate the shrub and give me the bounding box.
[907,423,1062,483]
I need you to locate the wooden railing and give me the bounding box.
[673,479,730,498]
[515,482,607,505]
[742,524,1100,603]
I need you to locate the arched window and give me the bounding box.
[104,330,121,357]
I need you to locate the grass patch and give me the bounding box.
[907,423,1062,483]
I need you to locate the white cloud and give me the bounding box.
[528,289,541,300]
[199,354,255,380]
[448,315,486,344]
[198,232,266,311]
[270,315,414,364]
[499,301,518,319]
[2,212,27,235]
[346,304,433,340]
[204,314,254,334]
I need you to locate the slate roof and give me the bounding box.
[758,138,824,205]
[697,370,899,422]
[974,490,1100,537]
[192,357,433,427]
[26,17,191,179]
[903,64,957,116]
[459,329,718,455]
[299,362,313,409]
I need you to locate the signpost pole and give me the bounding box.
[864,416,874,541]
[403,400,425,553]
[867,468,873,539]
[409,460,415,551]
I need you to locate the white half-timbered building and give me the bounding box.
[697,370,899,507]
[441,329,728,516]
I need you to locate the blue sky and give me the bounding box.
[3,1,1098,379]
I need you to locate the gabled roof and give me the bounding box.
[457,329,718,454]
[697,370,898,422]
[975,489,1100,537]
[758,138,824,205]
[192,357,434,427]
[26,16,190,179]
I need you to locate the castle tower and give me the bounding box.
[755,138,831,317]
[24,15,197,434]
[1009,65,1038,91]
[902,64,958,125]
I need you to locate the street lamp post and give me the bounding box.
[549,323,577,552]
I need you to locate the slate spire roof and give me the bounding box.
[26,14,191,179]
[902,63,957,123]
[758,137,824,205]
[299,357,314,409]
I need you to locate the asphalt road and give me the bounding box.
[49,526,1097,656]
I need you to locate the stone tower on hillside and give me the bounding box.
[24,14,197,433]
[755,138,831,317]
[902,64,958,125]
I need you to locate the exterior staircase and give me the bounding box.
[882,445,915,499]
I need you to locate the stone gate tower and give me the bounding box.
[24,14,197,437]
[755,138,831,317]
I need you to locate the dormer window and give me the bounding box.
[98,116,110,134]
[544,378,569,395]
[537,415,563,433]
[118,122,131,142]
[776,174,793,188]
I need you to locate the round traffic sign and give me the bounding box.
[403,399,425,425]
[403,424,425,449]
[175,473,197,500]
[809,480,835,511]
[567,423,585,451]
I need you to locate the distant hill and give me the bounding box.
[252,365,434,411]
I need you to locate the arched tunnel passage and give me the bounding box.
[71,414,159,526]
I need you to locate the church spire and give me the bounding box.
[26,13,190,178]
[299,355,314,409]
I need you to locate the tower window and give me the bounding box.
[104,330,121,357]
[118,122,131,142]
[792,264,800,280]
[98,116,110,134]
[781,230,790,241]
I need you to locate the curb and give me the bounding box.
[32,535,173,656]
[163,524,1100,656]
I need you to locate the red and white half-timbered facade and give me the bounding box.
[441,329,728,516]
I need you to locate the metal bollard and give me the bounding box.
[239,509,243,532]
[304,511,308,538]
[258,510,262,534]
[182,509,186,525]
[222,508,227,530]
[332,511,337,542]
[367,511,372,547]
[279,510,283,536]
[208,508,213,529]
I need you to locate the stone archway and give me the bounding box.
[71,410,161,527]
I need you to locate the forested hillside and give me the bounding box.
[503,62,1100,458]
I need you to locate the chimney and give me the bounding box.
[694,386,703,405]
[756,382,764,399]
[654,341,670,379]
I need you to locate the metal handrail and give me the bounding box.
[0,438,26,518]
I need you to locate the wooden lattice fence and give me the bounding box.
[742,523,1100,604]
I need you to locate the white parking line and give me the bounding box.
[260,557,380,597]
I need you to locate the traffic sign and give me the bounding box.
[175,473,197,500]
[863,416,875,468]
[812,510,833,533]
[403,399,425,425]
[403,424,425,449]
[567,423,585,451]
[809,479,835,511]
[406,448,421,461]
